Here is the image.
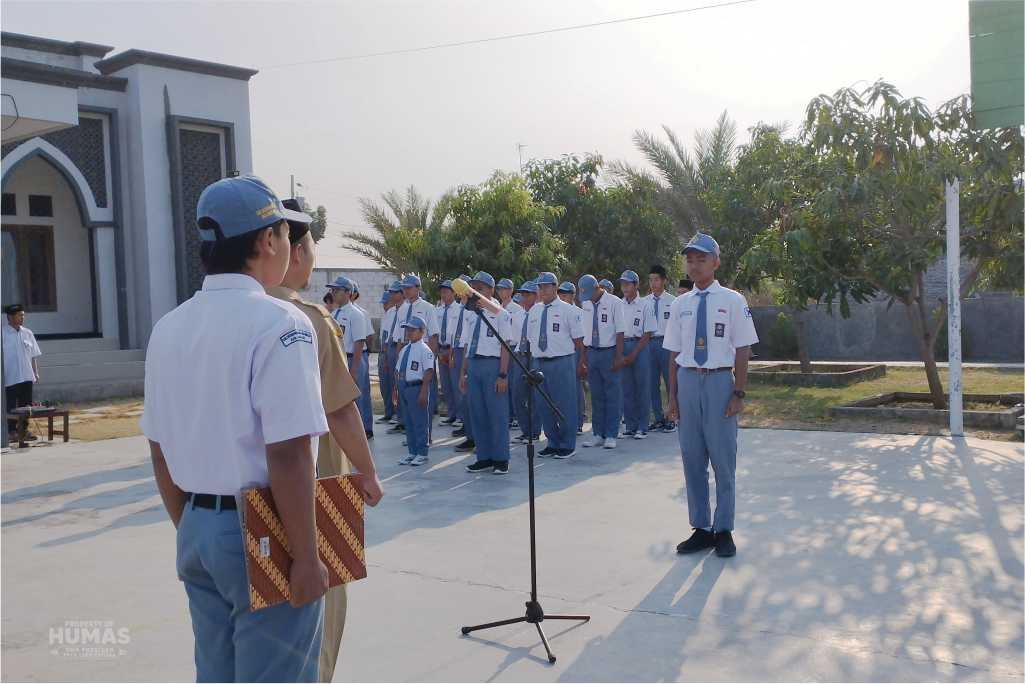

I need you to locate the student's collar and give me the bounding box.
[202,273,264,293]
[694,280,721,295]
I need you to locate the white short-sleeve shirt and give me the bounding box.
[396,297,440,343]
[140,274,328,496]
[526,298,584,358]
[396,340,435,382]
[663,280,759,368]
[381,306,400,346]
[436,301,463,347]
[580,292,627,348]
[333,303,368,354]
[622,295,658,339]
[645,291,677,337]
[2,323,41,386]
[511,305,531,352]
[463,299,513,358]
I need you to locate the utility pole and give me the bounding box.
[517,143,527,174]
[290,174,295,198]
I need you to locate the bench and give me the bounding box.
[7,409,70,448]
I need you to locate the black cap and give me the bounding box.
[282,198,311,243]
[4,304,24,315]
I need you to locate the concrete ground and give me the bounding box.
[2,423,1022,682]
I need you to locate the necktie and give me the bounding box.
[454,307,464,347]
[591,304,600,347]
[539,304,551,352]
[469,314,482,357]
[654,295,660,323]
[519,313,530,352]
[441,303,450,344]
[403,302,414,342]
[399,345,411,381]
[694,291,709,366]
[388,307,399,344]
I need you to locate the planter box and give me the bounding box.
[831,392,1025,429]
[749,363,886,388]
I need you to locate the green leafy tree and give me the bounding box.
[804,80,1023,407]
[295,197,328,242]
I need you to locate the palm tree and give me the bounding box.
[341,186,448,275]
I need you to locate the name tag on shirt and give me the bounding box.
[715,323,725,338]
[553,323,560,332]
[633,318,641,327]
[601,314,608,323]
[411,361,420,371]
[663,311,671,319]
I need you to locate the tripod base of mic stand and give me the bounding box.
[460,600,590,664]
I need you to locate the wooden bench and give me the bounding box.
[7,409,70,448]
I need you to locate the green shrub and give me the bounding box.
[763,312,799,359]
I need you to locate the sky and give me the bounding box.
[4,0,972,268]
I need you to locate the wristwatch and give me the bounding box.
[732,389,746,399]
[498,372,508,379]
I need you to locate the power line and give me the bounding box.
[261,0,758,70]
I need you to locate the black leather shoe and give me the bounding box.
[715,531,736,557]
[452,428,466,437]
[676,528,716,554]
[465,459,494,472]
[492,461,509,474]
[455,439,476,452]
[538,446,557,457]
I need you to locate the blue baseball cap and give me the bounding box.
[459,274,472,283]
[578,274,599,301]
[558,281,576,294]
[388,280,402,293]
[535,272,558,286]
[619,270,639,284]
[350,279,360,294]
[598,278,614,290]
[439,279,454,291]
[327,276,354,291]
[496,278,514,290]
[512,293,523,304]
[196,175,310,242]
[516,280,538,294]
[471,271,496,288]
[379,289,390,304]
[683,232,721,258]
[401,274,422,289]
[401,315,428,330]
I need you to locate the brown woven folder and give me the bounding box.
[242,475,367,611]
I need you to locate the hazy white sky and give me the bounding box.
[5,0,971,268]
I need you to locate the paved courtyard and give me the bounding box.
[2,423,1022,682]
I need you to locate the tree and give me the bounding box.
[342,186,449,276]
[524,154,681,283]
[612,111,761,286]
[295,197,328,242]
[803,80,1023,407]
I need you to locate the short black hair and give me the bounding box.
[322,292,333,305]
[4,304,24,316]
[199,220,286,275]
[679,278,694,289]
[649,264,667,279]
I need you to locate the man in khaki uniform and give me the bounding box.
[268,199,384,682]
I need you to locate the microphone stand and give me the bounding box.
[458,294,590,664]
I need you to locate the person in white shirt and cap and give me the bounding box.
[394,315,435,467]
[451,274,475,449]
[558,282,587,435]
[435,280,463,427]
[527,273,586,458]
[578,274,627,449]
[141,175,329,681]
[393,275,440,433]
[495,278,521,428]
[618,270,658,439]
[459,271,514,474]
[379,281,404,426]
[664,232,758,559]
[645,265,677,433]
[510,280,541,444]
[3,304,42,439]
[328,277,374,439]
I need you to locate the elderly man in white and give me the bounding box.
[3,304,42,440]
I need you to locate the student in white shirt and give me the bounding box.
[664,233,759,559]
[379,281,403,425]
[645,264,678,433]
[618,270,658,439]
[435,280,463,428]
[3,304,41,438]
[578,274,627,449]
[394,275,440,431]
[558,282,587,434]
[510,280,541,443]
[328,277,373,438]
[393,315,435,467]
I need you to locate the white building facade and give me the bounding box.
[1,32,257,400]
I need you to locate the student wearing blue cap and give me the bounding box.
[435,280,463,427]
[496,278,523,430]
[459,271,514,473]
[598,278,614,294]
[142,175,330,681]
[665,232,758,558]
[510,280,541,444]
[393,275,440,433]
[527,272,585,458]
[328,277,374,439]
[379,281,404,425]
[579,273,627,449]
[557,282,588,434]
[450,275,474,446]
[394,315,435,467]
[645,265,677,433]
[619,270,657,439]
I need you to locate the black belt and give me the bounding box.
[684,366,733,374]
[186,492,237,510]
[472,354,500,360]
[538,354,574,362]
[652,335,664,339]
[402,380,423,386]
[589,345,616,350]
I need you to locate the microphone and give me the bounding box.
[451,278,505,316]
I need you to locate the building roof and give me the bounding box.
[95,49,258,81]
[1,57,127,91]
[1,31,114,58]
